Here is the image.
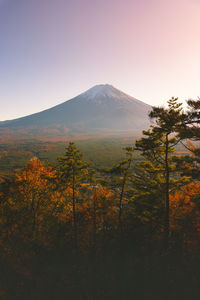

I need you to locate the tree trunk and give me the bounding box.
[72,173,78,248]
[118,158,132,234]
[164,133,170,250]
[118,175,126,233]
[93,189,97,251]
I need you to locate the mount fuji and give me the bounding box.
[0,84,151,140]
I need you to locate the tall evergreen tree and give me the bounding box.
[178,99,200,180]
[109,146,134,233]
[135,98,187,250]
[182,99,200,140]
[57,142,89,247]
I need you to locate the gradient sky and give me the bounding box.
[1,0,200,121]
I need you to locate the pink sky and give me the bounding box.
[0,0,200,120]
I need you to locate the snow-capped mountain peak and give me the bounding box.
[80,84,138,105]
[0,84,151,136]
[82,84,117,99]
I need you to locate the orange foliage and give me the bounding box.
[170,182,200,231]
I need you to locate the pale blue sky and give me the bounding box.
[1,0,200,120]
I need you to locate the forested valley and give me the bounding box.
[0,98,200,299]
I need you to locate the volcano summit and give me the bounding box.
[0,84,151,140]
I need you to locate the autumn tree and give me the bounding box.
[170,181,200,261]
[13,157,56,238]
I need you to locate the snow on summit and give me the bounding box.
[81,84,138,105]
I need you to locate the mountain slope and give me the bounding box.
[0,84,151,139]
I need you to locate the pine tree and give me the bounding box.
[135,98,188,250]
[109,146,134,233]
[178,99,200,180]
[57,142,89,248]
[181,99,200,140]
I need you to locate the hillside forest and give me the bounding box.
[0,98,200,299]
